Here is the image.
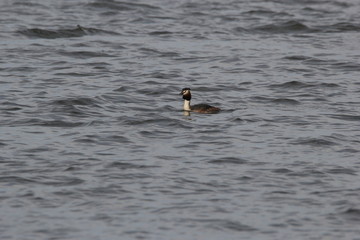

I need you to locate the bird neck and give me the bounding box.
[183,99,191,111]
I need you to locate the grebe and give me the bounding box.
[180,88,221,114]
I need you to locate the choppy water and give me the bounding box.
[1,0,360,239]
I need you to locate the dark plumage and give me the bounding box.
[180,88,220,114]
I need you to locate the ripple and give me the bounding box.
[250,96,300,105]
[58,50,115,59]
[119,116,192,129]
[319,22,360,33]
[203,219,257,232]
[325,167,357,175]
[269,80,314,89]
[330,61,360,72]
[0,176,36,185]
[243,20,360,35]
[254,20,311,34]
[49,97,105,117]
[107,161,158,170]
[6,118,87,127]
[17,25,118,39]
[52,97,101,107]
[74,134,133,145]
[326,114,360,122]
[271,98,300,105]
[39,176,85,186]
[340,208,360,221]
[291,137,338,147]
[271,168,293,174]
[269,80,340,92]
[148,31,173,36]
[208,157,248,165]
[86,0,161,12]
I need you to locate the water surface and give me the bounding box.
[1,0,360,239]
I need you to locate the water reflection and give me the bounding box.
[183,111,191,116]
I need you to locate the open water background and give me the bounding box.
[1,0,360,239]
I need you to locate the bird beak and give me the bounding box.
[179,91,183,95]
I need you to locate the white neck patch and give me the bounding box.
[183,100,191,111]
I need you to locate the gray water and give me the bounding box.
[1,0,360,239]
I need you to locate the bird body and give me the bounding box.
[180,88,220,114]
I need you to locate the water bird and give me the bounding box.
[180,88,220,114]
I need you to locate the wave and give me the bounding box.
[319,22,360,33]
[269,80,340,90]
[48,97,106,118]
[86,0,161,12]
[253,20,311,34]
[58,50,115,59]
[208,157,248,165]
[18,25,118,39]
[239,20,360,35]
[51,97,101,107]
[7,118,86,127]
[339,208,360,221]
[326,114,360,122]
[291,137,338,147]
[271,98,301,105]
[251,96,301,105]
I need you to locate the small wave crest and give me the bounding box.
[244,20,360,34]
[340,208,360,221]
[86,0,161,11]
[254,20,310,34]
[291,137,338,147]
[18,25,118,39]
[269,80,340,90]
